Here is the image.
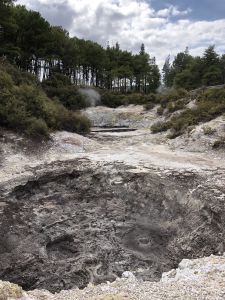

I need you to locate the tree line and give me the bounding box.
[0,0,160,93]
[163,46,225,90]
[1,0,224,94]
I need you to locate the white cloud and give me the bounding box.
[156,6,191,18]
[16,0,225,69]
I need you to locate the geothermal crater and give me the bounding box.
[0,105,225,293]
[0,159,224,292]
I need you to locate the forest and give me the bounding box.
[1,0,225,139]
[1,0,225,92]
[162,46,225,90]
[0,0,160,93]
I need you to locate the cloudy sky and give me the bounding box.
[16,0,225,68]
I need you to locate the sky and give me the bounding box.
[16,0,225,68]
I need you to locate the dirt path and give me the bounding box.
[1,104,225,185]
[84,129,225,172]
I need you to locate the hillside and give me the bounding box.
[0,60,90,138]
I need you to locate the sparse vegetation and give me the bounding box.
[213,136,225,149]
[153,88,188,116]
[202,125,216,135]
[151,86,225,138]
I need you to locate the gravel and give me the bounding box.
[28,255,225,300]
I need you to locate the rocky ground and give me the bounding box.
[0,104,225,297]
[1,255,225,299]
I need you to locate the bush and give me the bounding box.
[0,61,91,139]
[164,86,225,138]
[167,100,185,113]
[144,93,159,110]
[101,91,159,108]
[160,88,188,102]
[58,111,90,134]
[151,121,169,133]
[144,102,155,110]
[0,69,14,90]
[101,92,125,108]
[25,118,50,139]
[168,109,199,136]
[145,93,160,103]
[158,88,188,110]
[42,72,72,88]
[157,106,164,115]
[42,73,87,110]
[43,86,87,110]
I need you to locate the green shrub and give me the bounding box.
[25,118,50,139]
[144,93,159,110]
[151,121,169,133]
[157,106,164,115]
[0,89,28,128]
[161,88,188,101]
[167,100,185,113]
[144,93,161,104]
[144,102,155,110]
[0,61,91,139]
[101,91,159,108]
[0,60,38,86]
[165,86,225,138]
[42,72,72,88]
[0,69,14,89]
[43,85,87,110]
[101,92,125,108]
[58,111,90,134]
[42,73,87,110]
[197,86,225,102]
[168,109,199,136]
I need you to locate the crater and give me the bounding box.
[0,161,224,292]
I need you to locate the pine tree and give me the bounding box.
[202,46,222,86]
[140,43,145,55]
[162,55,174,87]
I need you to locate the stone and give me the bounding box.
[0,280,23,300]
[121,272,136,280]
